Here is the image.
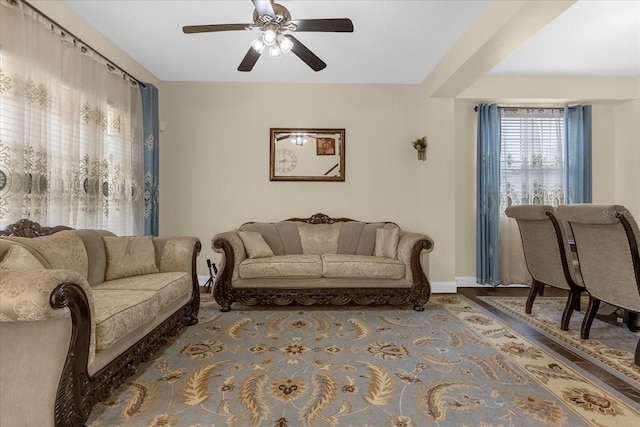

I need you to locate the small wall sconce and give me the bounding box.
[411,136,427,161]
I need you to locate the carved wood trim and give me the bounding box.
[0,219,201,426]
[212,214,432,312]
[0,218,72,237]
[50,283,93,426]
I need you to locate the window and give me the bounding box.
[499,108,566,211]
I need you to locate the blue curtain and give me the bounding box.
[140,83,160,236]
[564,105,592,204]
[476,104,502,285]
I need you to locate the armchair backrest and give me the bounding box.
[554,204,640,310]
[505,204,580,289]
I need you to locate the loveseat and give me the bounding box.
[212,213,434,311]
[0,219,201,427]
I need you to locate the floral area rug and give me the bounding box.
[88,294,640,427]
[479,295,640,386]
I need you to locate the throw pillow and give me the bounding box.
[0,245,45,271]
[103,236,159,280]
[374,227,399,258]
[238,231,274,258]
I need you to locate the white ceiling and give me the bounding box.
[63,0,640,84]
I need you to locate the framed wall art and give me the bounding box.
[270,128,345,181]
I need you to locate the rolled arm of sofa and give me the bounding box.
[212,230,246,282]
[154,236,202,274]
[1,268,98,366]
[396,231,435,282]
[0,269,99,426]
[0,269,94,322]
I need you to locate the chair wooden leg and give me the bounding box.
[635,336,640,366]
[581,297,600,339]
[574,290,583,312]
[624,311,638,332]
[525,280,544,314]
[561,289,580,331]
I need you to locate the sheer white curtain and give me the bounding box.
[499,108,566,284]
[0,0,143,235]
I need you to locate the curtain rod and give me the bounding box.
[473,105,576,112]
[18,0,146,88]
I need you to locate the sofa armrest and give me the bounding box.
[211,230,246,311]
[154,236,201,274]
[212,230,246,282]
[0,269,93,322]
[0,269,97,366]
[397,231,435,282]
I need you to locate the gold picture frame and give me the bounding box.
[270,128,345,181]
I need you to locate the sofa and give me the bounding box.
[0,219,201,427]
[212,213,434,311]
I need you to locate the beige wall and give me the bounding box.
[613,99,640,218]
[160,83,462,282]
[453,100,479,279]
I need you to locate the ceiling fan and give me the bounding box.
[183,0,353,72]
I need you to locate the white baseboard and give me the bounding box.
[430,281,457,293]
[455,276,478,287]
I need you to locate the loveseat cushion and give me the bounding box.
[239,221,302,255]
[93,272,191,312]
[321,254,405,279]
[374,228,400,258]
[4,231,89,279]
[238,231,274,258]
[91,272,191,351]
[0,244,45,271]
[103,236,159,280]
[337,222,399,255]
[239,255,322,279]
[91,289,159,351]
[298,223,342,255]
[74,229,115,285]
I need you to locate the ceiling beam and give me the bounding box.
[422,0,576,98]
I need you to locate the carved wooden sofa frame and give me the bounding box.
[0,219,201,427]
[213,213,434,311]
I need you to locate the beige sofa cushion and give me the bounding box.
[74,229,115,285]
[94,272,191,311]
[374,228,400,258]
[238,231,274,258]
[322,254,405,279]
[337,222,400,255]
[5,231,88,279]
[103,236,159,280]
[239,255,322,279]
[239,221,302,255]
[92,271,191,352]
[91,289,159,351]
[298,223,342,255]
[0,245,45,271]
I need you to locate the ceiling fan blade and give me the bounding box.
[238,47,262,72]
[283,34,326,72]
[289,18,354,33]
[183,24,252,33]
[252,0,275,17]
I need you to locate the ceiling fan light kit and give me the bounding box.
[183,0,353,72]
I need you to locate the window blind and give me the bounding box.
[499,108,565,210]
